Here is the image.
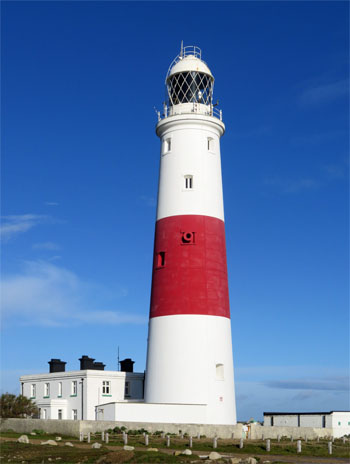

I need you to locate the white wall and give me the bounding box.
[96,401,207,424]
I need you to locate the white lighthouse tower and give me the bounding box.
[145,45,237,425]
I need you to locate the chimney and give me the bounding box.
[79,355,95,370]
[120,358,135,373]
[48,358,66,373]
[93,362,105,371]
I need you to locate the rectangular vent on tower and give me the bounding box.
[163,138,171,154]
[156,251,166,268]
[184,175,193,189]
[216,363,224,381]
[207,137,214,152]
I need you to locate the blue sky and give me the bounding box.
[1,1,349,421]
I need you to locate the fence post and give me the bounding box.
[87,432,90,443]
[166,435,170,447]
[105,433,109,444]
[297,440,301,453]
[305,435,308,442]
[328,442,332,454]
[213,437,217,449]
[277,435,280,442]
[266,439,270,452]
[197,432,200,439]
[290,436,293,442]
[123,433,128,445]
[180,433,184,439]
[317,436,320,442]
[79,432,83,442]
[101,431,105,442]
[189,436,193,448]
[239,438,243,449]
[343,436,346,444]
[145,434,149,446]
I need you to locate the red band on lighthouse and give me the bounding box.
[150,214,230,319]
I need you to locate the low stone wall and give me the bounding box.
[0,418,243,439]
[1,419,339,439]
[250,424,333,439]
[0,418,80,437]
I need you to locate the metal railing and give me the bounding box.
[156,103,222,122]
[165,45,206,82]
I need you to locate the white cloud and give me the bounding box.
[1,261,146,327]
[264,177,319,194]
[32,241,61,251]
[45,202,59,206]
[299,79,349,106]
[1,214,50,241]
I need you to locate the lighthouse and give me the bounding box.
[144,45,237,425]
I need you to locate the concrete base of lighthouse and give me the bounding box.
[145,315,236,425]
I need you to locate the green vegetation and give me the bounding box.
[0,393,38,418]
[0,431,349,463]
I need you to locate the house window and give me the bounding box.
[71,381,77,396]
[42,409,47,419]
[44,383,50,397]
[163,138,171,153]
[30,384,36,398]
[58,382,62,397]
[216,363,224,381]
[102,381,110,395]
[207,137,214,151]
[322,415,326,428]
[184,175,193,189]
[125,381,130,397]
[156,251,166,268]
[58,409,62,420]
[72,409,78,420]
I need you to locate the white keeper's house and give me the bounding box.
[20,356,144,421]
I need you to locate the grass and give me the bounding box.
[0,442,194,463]
[1,431,349,462]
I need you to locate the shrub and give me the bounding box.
[0,393,38,418]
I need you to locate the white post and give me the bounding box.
[123,433,128,445]
[197,433,200,440]
[328,441,332,454]
[189,436,193,448]
[180,433,184,439]
[343,436,346,444]
[317,436,320,442]
[101,431,104,442]
[105,433,109,444]
[277,435,280,442]
[297,440,301,453]
[166,435,170,447]
[213,437,217,449]
[87,432,90,443]
[145,434,149,446]
[79,432,83,442]
[266,439,270,452]
[239,438,243,449]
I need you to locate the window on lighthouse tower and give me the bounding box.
[184,175,193,189]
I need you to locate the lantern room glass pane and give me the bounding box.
[167,71,213,106]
